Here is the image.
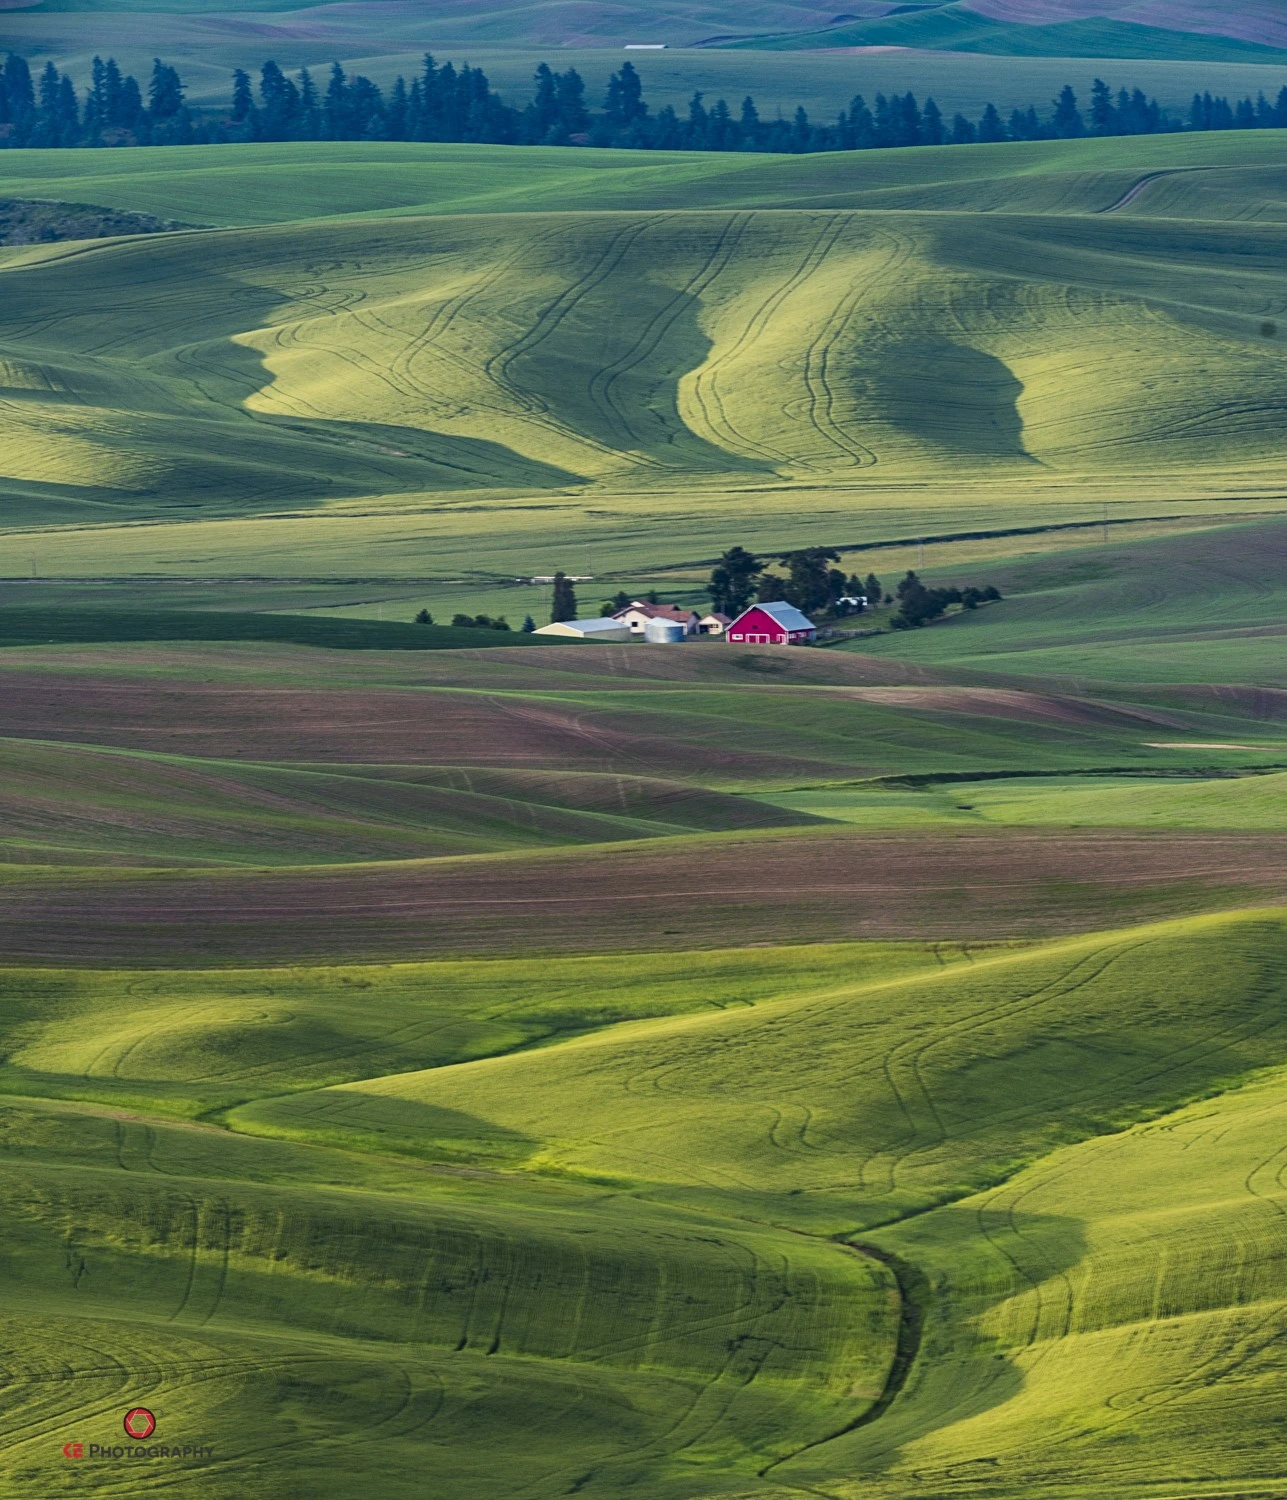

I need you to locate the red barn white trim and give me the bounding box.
[726,601,817,645]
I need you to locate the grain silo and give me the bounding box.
[643,618,687,644]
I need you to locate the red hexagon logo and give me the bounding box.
[123,1408,156,1440]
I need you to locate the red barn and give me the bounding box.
[726,601,817,645]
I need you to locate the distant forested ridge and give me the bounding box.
[3,50,1287,153]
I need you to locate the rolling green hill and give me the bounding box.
[1,106,1286,1500]
[2,137,1286,566]
[737,5,1287,61]
[841,515,1287,685]
[5,911,1285,1496]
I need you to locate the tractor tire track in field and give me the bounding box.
[869,941,1147,1200]
[584,211,752,464]
[471,216,673,470]
[759,1240,927,1478]
[1099,168,1211,214]
[794,226,909,472]
[687,212,851,471]
[378,224,568,415]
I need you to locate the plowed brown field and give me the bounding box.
[4,827,1282,965]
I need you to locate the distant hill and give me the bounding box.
[733,0,1287,60]
[6,0,1285,57]
[965,0,1287,52]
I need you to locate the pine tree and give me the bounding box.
[978,103,1005,143]
[1089,77,1115,135]
[528,63,559,142]
[324,63,348,139]
[791,104,811,152]
[550,572,577,623]
[687,92,710,148]
[556,68,588,137]
[845,94,873,149]
[148,59,184,120]
[1053,84,1084,139]
[707,546,762,616]
[231,69,254,122]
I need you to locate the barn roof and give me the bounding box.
[733,601,816,632]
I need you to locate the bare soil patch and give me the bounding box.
[4,828,1282,966]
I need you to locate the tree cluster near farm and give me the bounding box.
[0,2,1286,1492]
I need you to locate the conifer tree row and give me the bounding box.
[3,50,1287,153]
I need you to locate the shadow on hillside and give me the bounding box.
[233,1088,538,1167]
[852,338,1038,463]
[500,265,774,479]
[784,1206,1088,1485]
[0,257,584,515]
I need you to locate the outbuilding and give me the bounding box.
[699,612,731,636]
[726,601,817,646]
[533,618,632,642]
[613,601,700,637]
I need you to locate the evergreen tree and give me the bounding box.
[324,62,348,138]
[118,73,144,130]
[777,547,841,613]
[528,62,559,141]
[708,97,734,150]
[231,69,254,122]
[978,103,1005,143]
[873,93,894,148]
[103,58,126,127]
[707,546,762,616]
[1089,77,1115,135]
[148,58,184,120]
[844,94,874,149]
[920,97,943,145]
[893,92,921,147]
[687,91,710,147]
[603,61,645,133]
[387,76,408,139]
[1053,84,1084,138]
[791,104,811,152]
[556,67,588,137]
[550,572,577,622]
[4,53,35,141]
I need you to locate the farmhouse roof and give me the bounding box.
[617,602,697,622]
[735,601,816,632]
[702,611,731,624]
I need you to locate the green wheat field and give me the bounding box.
[0,112,1286,1499]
